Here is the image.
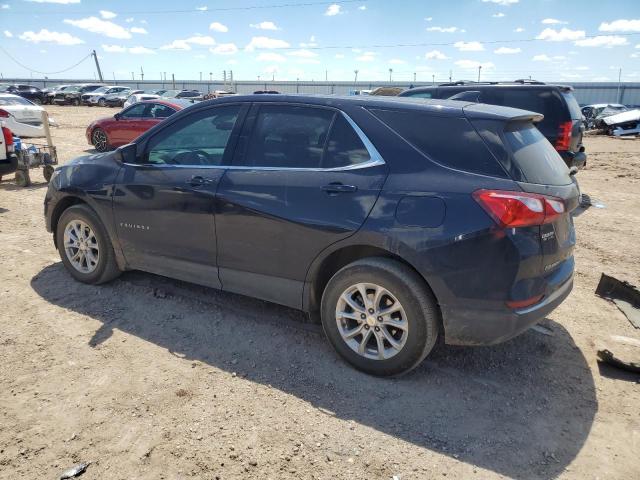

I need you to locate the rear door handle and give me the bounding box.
[321,183,358,194]
[187,175,214,186]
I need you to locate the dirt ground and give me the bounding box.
[0,106,639,480]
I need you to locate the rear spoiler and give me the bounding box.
[462,103,544,124]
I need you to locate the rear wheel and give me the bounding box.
[43,165,54,182]
[72,98,80,106]
[98,98,106,107]
[321,257,439,376]
[15,170,30,187]
[92,128,109,152]
[56,205,121,284]
[32,98,42,105]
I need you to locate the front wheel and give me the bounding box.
[321,257,439,376]
[56,205,121,284]
[92,128,109,152]
[98,98,106,107]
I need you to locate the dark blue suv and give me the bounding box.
[44,95,578,376]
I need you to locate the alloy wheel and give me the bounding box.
[63,220,100,274]
[92,130,107,152]
[335,283,409,360]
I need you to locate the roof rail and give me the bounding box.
[513,79,546,85]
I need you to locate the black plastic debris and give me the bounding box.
[597,349,640,374]
[595,274,640,329]
[59,462,89,479]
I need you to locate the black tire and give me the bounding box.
[98,98,106,107]
[91,128,109,152]
[15,169,30,187]
[321,257,439,376]
[56,204,121,284]
[32,98,42,105]
[72,98,80,106]
[43,165,54,182]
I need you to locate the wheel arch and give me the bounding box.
[304,244,442,329]
[51,196,89,249]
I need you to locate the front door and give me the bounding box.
[113,104,246,288]
[215,103,388,308]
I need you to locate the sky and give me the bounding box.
[1,0,639,83]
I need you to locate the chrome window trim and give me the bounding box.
[125,110,385,172]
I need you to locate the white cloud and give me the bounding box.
[64,17,132,39]
[481,0,518,5]
[425,17,432,21]
[24,0,80,3]
[599,19,640,32]
[19,29,84,45]
[196,6,208,11]
[542,18,568,25]
[209,22,228,32]
[454,41,484,51]
[325,4,342,16]
[492,13,505,18]
[129,46,155,54]
[245,36,290,51]
[1,4,9,8]
[532,54,551,61]
[425,49,447,60]
[575,66,589,71]
[210,43,238,55]
[494,46,521,54]
[100,10,117,20]
[356,51,377,62]
[358,5,366,10]
[140,19,147,24]
[102,44,154,54]
[299,36,318,48]
[335,53,345,59]
[575,35,628,47]
[454,60,495,69]
[536,27,585,42]
[3,30,12,37]
[250,21,280,31]
[125,17,134,23]
[160,35,215,50]
[514,27,524,32]
[389,58,406,64]
[256,52,286,62]
[427,26,461,33]
[287,49,318,58]
[130,27,147,34]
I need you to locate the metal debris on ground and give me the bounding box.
[595,274,640,329]
[59,462,89,479]
[579,194,606,209]
[597,349,640,374]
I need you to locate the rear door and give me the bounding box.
[215,103,388,308]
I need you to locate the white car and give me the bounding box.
[82,86,130,106]
[0,93,57,137]
[123,93,160,108]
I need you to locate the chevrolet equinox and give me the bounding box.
[45,95,578,376]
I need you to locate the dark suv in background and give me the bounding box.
[44,95,578,376]
[400,81,586,169]
[0,84,46,104]
[54,84,104,106]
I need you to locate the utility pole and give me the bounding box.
[131,72,134,81]
[272,72,275,81]
[112,72,115,82]
[172,73,175,88]
[199,72,202,82]
[449,70,452,82]
[92,49,103,82]
[477,65,482,82]
[354,69,359,85]
[432,74,435,86]
[616,67,622,103]
[389,68,393,82]
[325,70,328,81]
[413,72,416,82]
[140,66,144,82]
[209,72,212,81]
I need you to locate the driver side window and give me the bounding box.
[146,105,241,166]
[120,103,148,119]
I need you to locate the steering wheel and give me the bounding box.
[169,149,210,165]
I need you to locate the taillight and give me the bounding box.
[0,108,11,118]
[554,121,572,151]
[473,189,565,228]
[2,126,14,153]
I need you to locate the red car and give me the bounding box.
[86,99,191,152]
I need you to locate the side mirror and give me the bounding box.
[114,143,137,164]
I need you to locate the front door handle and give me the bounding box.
[187,175,214,186]
[321,183,358,194]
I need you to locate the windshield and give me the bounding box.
[0,96,34,106]
[92,87,109,94]
[66,87,80,92]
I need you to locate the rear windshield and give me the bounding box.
[0,96,33,106]
[482,88,567,125]
[369,108,507,178]
[503,123,571,185]
[561,92,582,119]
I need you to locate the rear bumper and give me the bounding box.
[441,274,573,346]
[560,149,587,169]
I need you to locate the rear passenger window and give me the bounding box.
[369,108,507,177]
[323,114,370,168]
[243,105,334,168]
[483,89,565,125]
